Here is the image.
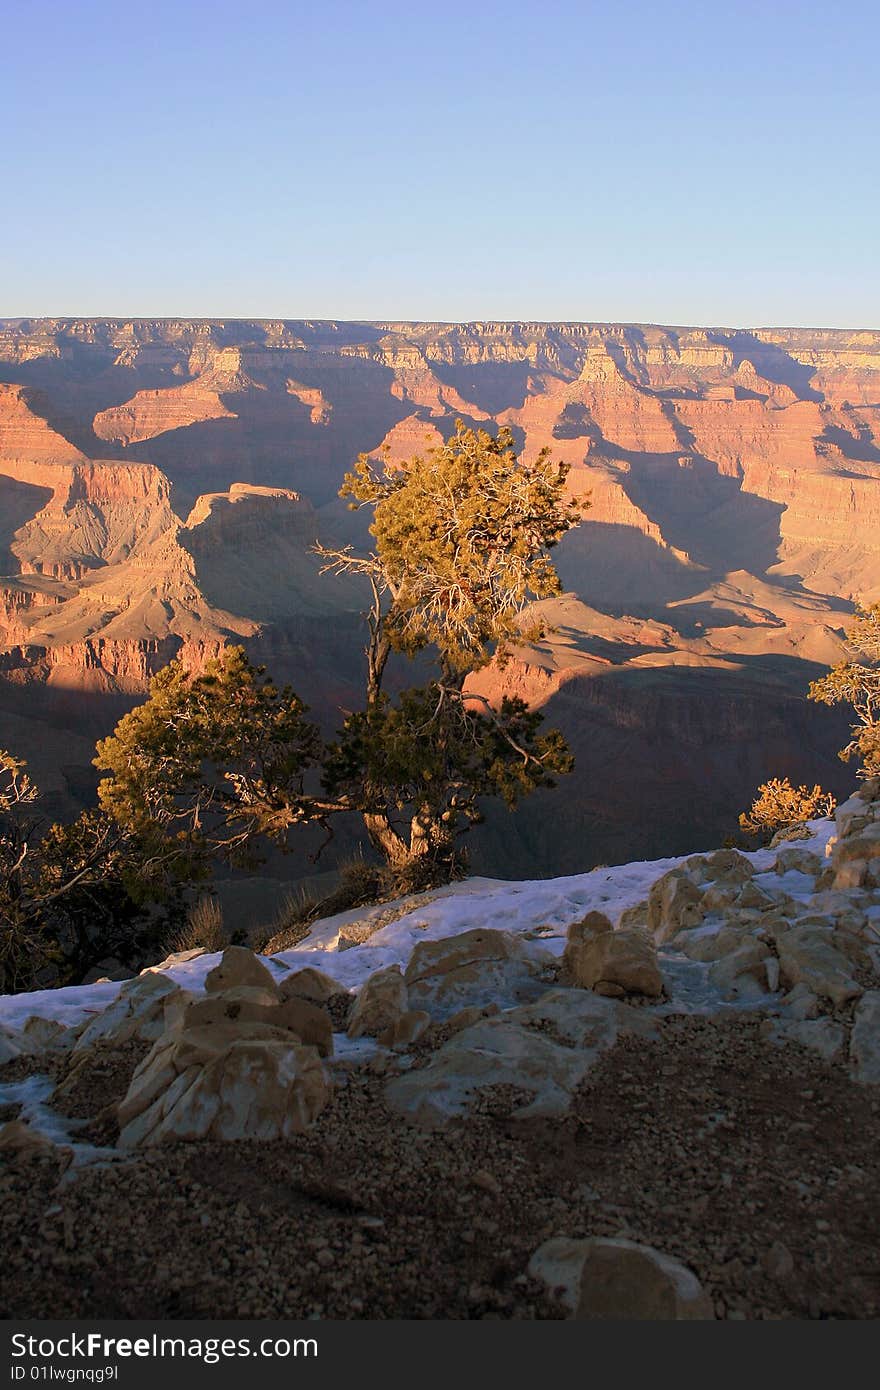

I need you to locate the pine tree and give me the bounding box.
[808,602,880,777]
[317,421,586,873]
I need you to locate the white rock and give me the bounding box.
[850,990,880,1084]
[529,1237,714,1319]
[73,972,182,1052]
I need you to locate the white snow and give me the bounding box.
[0,1074,124,1169]
[0,981,121,1032]
[0,816,839,1035]
[0,816,846,1167]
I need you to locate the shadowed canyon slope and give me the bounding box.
[0,319,877,867]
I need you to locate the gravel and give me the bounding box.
[1,1014,878,1320]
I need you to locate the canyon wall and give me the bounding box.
[0,319,877,866]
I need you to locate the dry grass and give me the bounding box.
[164,896,228,955]
[261,853,386,954]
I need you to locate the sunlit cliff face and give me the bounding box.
[0,320,875,867]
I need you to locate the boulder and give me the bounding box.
[802,922,871,972]
[204,946,281,998]
[700,883,741,913]
[404,927,539,1019]
[834,860,872,890]
[769,822,814,847]
[20,1016,72,1055]
[560,911,609,979]
[763,1017,846,1064]
[118,1022,329,1146]
[779,982,819,1021]
[508,988,658,1048]
[378,1010,432,1050]
[707,939,771,999]
[123,1041,328,1148]
[529,1237,713,1320]
[835,791,878,840]
[617,901,648,930]
[384,1018,594,1128]
[684,849,755,885]
[144,947,206,974]
[73,972,182,1052]
[775,847,823,877]
[776,927,863,1009]
[0,1119,66,1162]
[648,869,703,944]
[832,821,880,880]
[850,990,880,1084]
[278,967,348,1006]
[347,964,407,1040]
[444,1003,499,1035]
[0,1025,22,1066]
[564,926,663,998]
[275,998,334,1056]
[676,925,754,964]
[182,987,333,1057]
[796,894,869,937]
[736,880,776,911]
[385,989,655,1128]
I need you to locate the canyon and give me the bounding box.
[0,319,877,872]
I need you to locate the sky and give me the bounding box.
[1,0,877,327]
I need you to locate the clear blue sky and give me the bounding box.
[2,0,877,326]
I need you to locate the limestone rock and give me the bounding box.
[764,1017,846,1064]
[850,990,880,1084]
[347,965,407,1040]
[648,869,703,944]
[832,821,880,887]
[384,1018,594,1128]
[776,927,863,1008]
[769,822,813,847]
[144,947,207,974]
[20,1016,72,1055]
[204,946,281,999]
[835,790,878,840]
[565,927,663,998]
[444,1003,500,1035]
[404,927,539,1019]
[508,988,658,1048]
[378,1010,432,1050]
[775,847,823,877]
[0,1119,66,1162]
[118,1022,329,1147]
[700,882,741,912]
[707,939,771,999]
[385,989,655,1128]
[0,1025,22,1066]
[73,972,182,1052]
[617,901,648,930]
[676,925,753,963]
[689,849,755,885]
[183,987,333,1057]
[780,982,820,1020]
[737,880,776,911]
[278,967,348,1006]
[529,1237,713,1320]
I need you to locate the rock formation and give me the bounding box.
[0,318,878,864]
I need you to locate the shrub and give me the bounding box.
[809,602,880,777]
[738,777,836,843]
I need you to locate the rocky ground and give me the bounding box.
[2,782,880,1320]
[1,1014,878,1319]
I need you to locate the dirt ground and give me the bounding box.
[1,1014,878,1320]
